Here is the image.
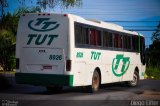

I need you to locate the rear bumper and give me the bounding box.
[15,73,73,86]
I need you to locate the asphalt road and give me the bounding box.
[0,79,160,106]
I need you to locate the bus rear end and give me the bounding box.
[15,13,73,87]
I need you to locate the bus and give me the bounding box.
[15,13,146,92]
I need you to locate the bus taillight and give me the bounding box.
[64,14,68,17]
[66,60,71,71]
[16,58,19,69]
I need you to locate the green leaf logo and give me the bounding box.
[28,18,59,32]
[112,54,130,77]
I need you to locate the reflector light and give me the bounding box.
[64,14,68,17]
[43,65,52,69]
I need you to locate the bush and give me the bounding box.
[146,67,160,80]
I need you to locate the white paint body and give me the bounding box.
[16,13,146,87]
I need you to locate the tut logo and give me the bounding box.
[28,18,59,31]
[112,54,130,77]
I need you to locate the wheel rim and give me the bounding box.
[130,73,137,86]
[92,72,100,90]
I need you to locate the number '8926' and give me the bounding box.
[49,55,62,60]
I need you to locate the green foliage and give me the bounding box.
[145,22,160,80]
[0,13,18,35]
[0,7,44,71]
[14,6,41,17]
[146,22,160,68]
[0,0,8,17]
[151,22,160,42]
[0,13,17,71]
[146,41,160,68]
[19,0,82,10]
[146,67,160,80]
[0,29,16,71]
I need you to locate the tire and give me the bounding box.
[87,70,100,93]
[126,71,139,87]
[46,85,63,93]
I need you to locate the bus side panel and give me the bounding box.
[122,52,139,81]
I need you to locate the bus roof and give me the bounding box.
[67,13,143,37]
[21,13,144,37]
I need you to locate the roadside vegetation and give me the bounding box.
[145,67,160,80]
[145,22,160,80]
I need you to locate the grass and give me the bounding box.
[0,71,15,75]
[145,67,160,80]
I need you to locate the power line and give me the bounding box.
[76,14,160,15]
[105,21,160,22]
[123,26,158,27]
[125,29,160,31]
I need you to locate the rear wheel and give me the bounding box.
[126,71,139,87]
[87,70,100,93]
[46,85,63,93]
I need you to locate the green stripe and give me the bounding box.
[138,33,141,53]
[15,73,73,86]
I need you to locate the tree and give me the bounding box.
[1,0,82,17]
[0,13,17,71]
[19,0,82,10]
[146,22,160,68]
[0,29,16,71]
[0,7,43,71]
[151,22,160,42]
[14,6,41,17]
[0,0,8,17]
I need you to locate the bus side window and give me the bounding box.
[123,35,131,51]
[127,36,131,50]
[75,24,89,45]
[82,27,89,45]
[109,33,113,47]
[103,31,113,48]
[114,33,118,48]
[118,34,122,48]
[95,30,101,46]
[140,37,146,65]
[132,36,135,51]
[103,31,107,47]
[75,25,82,44]
[132,36,139,52]
[123,35,127,49]
[90,29,95,45]
[90,29,101,46]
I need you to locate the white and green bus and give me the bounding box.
[15,13,146,92]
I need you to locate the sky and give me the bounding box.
[4,0,160,47]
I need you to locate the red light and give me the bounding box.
[43,65,52,69]
[64,14,68,17]
[66,60,71,71]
